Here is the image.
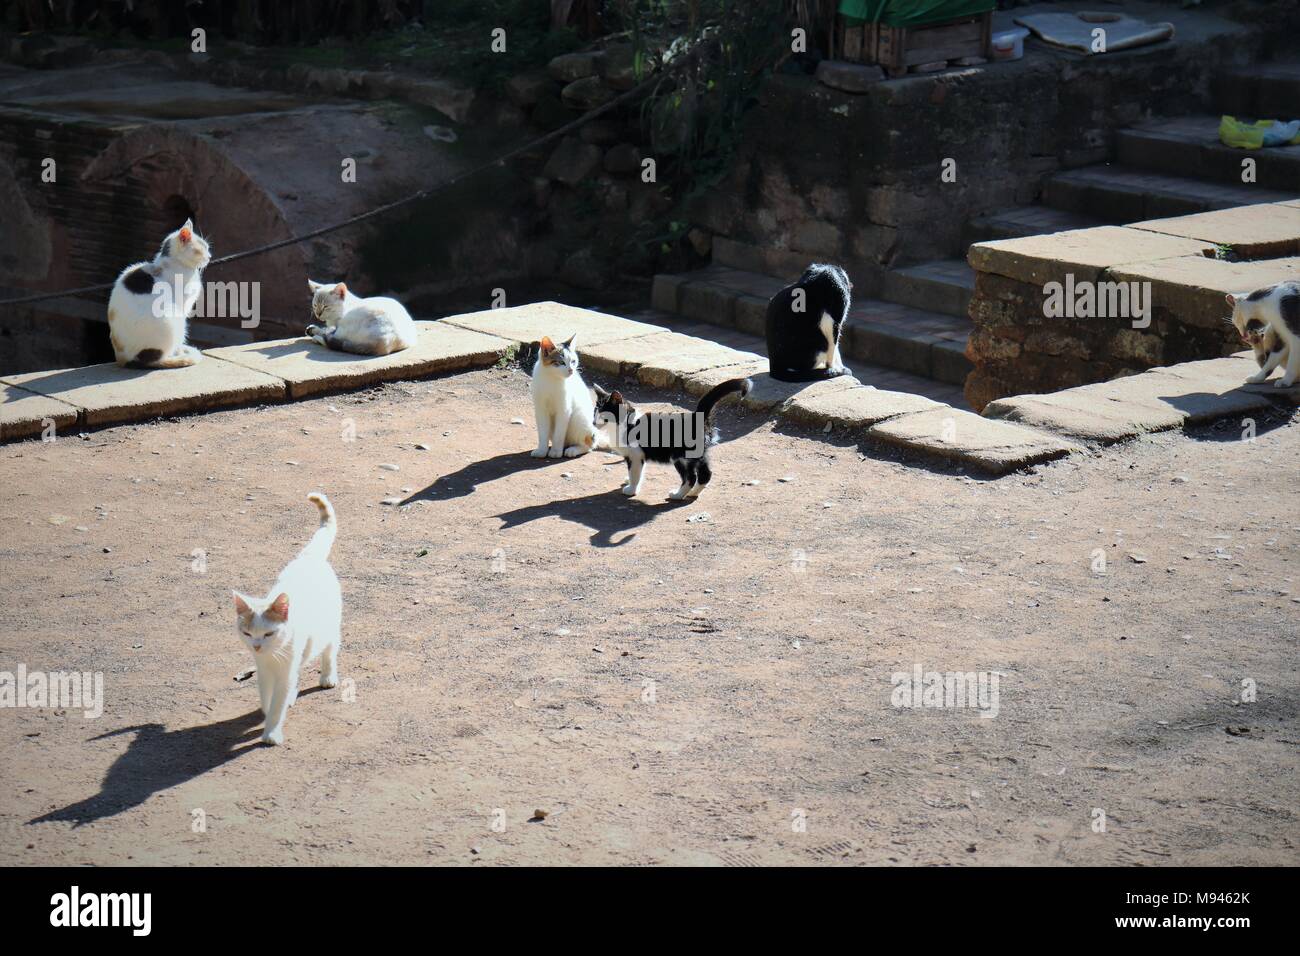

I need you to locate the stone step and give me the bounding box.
[1116,114,1300,193]
[965,205,1105,244]
[880,259,975,319]
[651,265,973,386]
[1214,61,1300,120]
[1042,164,1294,223]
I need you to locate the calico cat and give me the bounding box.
[529,334,599,458]
[1227,282,1300,386]
[306,280,418,356]
[766,263,852,382]
[106,219,210,368]
[232,494,341,746]
[593,377,752,499]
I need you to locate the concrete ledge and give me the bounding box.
[1108,255,1300,330]
[581,331,762,390]
[869,408,1081,474]
[2,356,285,429]
[984,354,1291,444]
[440,301,665,346]
[781,384,942,429]
[206,322,511,399]
[0,383,79,441]
[1129,203,1300,257]
[735,372,863,414]
[968,226,1211,286]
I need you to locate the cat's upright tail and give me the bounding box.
[302,493,337,562]
[696,377,753,421]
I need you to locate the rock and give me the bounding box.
[601,43,647,90]
[603,142,641,175]
[548,51,602,83]
[543,137,603,185]
[580,119,621,145]
[687,228,712,257]
[910,60,948,74]
[528,91,572,131]
[394,77,475,123]
[379,463,400,471]
[504,71,554,108]
[560,248,608,290]
[815,60,886,93]
[561,76,615,110]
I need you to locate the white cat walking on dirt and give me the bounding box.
[107,219,210,368]
[233,494,342,746]
[529,334,599,458]
[306,280,418,356]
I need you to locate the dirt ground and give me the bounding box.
[1,366,1297,866]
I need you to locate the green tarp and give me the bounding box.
[839,0,995,28]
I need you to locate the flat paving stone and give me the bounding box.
[968,226,1211,286]
[0,383,79,442]
[3,356,285,428]
[1130,203,1300,253]
[734,371,864,414]
[781,384,942,430]
[868,408,1079,474]
[984,355,1281,443]
[1108,255,1300,329]
[581,331,761,390]
[206,322,510,399]
[440,301,665,347]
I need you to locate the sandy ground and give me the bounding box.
[0,366,1297,866]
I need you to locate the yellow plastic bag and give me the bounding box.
[1220,115,1300,150]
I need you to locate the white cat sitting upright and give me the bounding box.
[529,334,599,458]
[106,219,210,368]
[233,493,342,746]
[306,280,418,356]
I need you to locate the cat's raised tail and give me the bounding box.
[697,377,753,420]
[302,493,337,562]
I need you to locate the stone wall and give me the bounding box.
[964,208,1300,411]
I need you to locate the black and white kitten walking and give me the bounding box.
[765,262,852,382]
[593,377,752,500]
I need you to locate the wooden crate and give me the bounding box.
[875,11,991,76]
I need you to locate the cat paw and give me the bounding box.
[529,447,549,458]
[563,445,586,458]
[1246,371,1268,384]
[261,728,285,746]
[621,485,639,497]
[667,490,687,500]
[1277,377,1297,388]
[546,447,564,459]
[320,674,338,689]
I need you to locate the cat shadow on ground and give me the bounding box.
[26,695,322,828]
[494,488,697,548]
[401,449,577,505]
[1165,388,1298,444]
[233,338,382,364]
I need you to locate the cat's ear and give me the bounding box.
[1225,293,1237,307]
[233,591,252,616]
[593,383,609,399]
[308,279,324,293]
[178,220,193,243]
[611,390,624,403]
[562,333,578,349]
[265,593,289,622]
[540,336,555,352]
[334,283,348,299]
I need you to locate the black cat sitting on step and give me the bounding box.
[765,263,852,383]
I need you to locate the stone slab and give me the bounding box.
[3,356,285,429]
[1108,255,1300,329]
[968,226,1211,286]
[579,331,761,390]
[0,383,80,442]
[984,355,1279,443]
[206,322,510,399]
[868,408,1079,474]
[1130,203,1300,255]
[440,302,665,347]
[678,360,774,399]
[713,371,864,414]
[781,384,942,430]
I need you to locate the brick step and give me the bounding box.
[1213,61,1300,120]
[1042,164,1294,223]
[1116,114,1300,192]
[965,205,1105,244]
[880,259,974,319]
[651,265,972,386]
